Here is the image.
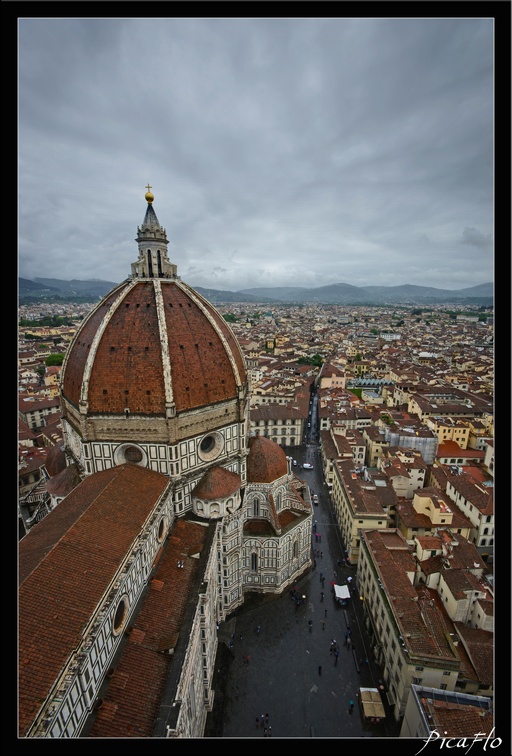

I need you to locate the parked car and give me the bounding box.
[312,494,319,505]
[303,463,313,470]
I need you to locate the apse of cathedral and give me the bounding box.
[18,189,313,738]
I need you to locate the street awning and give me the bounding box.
[334,584,350,600]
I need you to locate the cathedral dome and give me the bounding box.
[60,189,247,437]
[246,435,289,483]
[61,279,246,416]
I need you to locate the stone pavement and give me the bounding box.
[205,444,401,739]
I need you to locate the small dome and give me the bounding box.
[247,436,289,483]
[192,466,241,500]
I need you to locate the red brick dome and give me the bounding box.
[246,436,289,483]
[192,466,241,500]
[61,279,246,416]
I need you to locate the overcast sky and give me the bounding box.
[18,16,494,292]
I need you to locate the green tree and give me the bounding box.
[23,333,43,341]
[45,354,64,366]
[298,353,324,367]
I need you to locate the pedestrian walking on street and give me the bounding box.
[268,726,272,737]
[324,609,327,618]
[349,699,354,713]
[256,625,261,635]
[263,727,268,736]
[347,637,351,649]
[319,572,323,580]
[320,551,323,558]
[318,665,322,675]
[320,591,324,601]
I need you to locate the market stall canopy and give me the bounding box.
[359,688,386,721]
[334,584,350,600]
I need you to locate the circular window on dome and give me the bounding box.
[198,432,224,462]
[114,443,147,467]
[112,594,130,636]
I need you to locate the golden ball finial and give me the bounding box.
[145,183,154,203]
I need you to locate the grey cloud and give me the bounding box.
[18,17,494,291]
[460,227,493,252]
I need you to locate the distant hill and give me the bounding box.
[235,282,493,305]
[194,287,276,304]
[19,277,121,302]
[19,277,493,306]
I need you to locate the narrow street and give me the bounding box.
[206,423,400,738]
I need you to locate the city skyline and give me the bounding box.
[19,16,494,291]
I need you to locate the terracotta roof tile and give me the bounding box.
[88,518,212,737]
[18,464,170,736]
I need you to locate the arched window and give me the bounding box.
[251,553,258,571]
[276,492,281,511]
[483,527,489,535]
[253,498,260,517]
[293,541,298,558]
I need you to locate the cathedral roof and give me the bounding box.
[45,461,82,498]
[246,435,288,483]
[18,463,172,736]
[44,443,67,478]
